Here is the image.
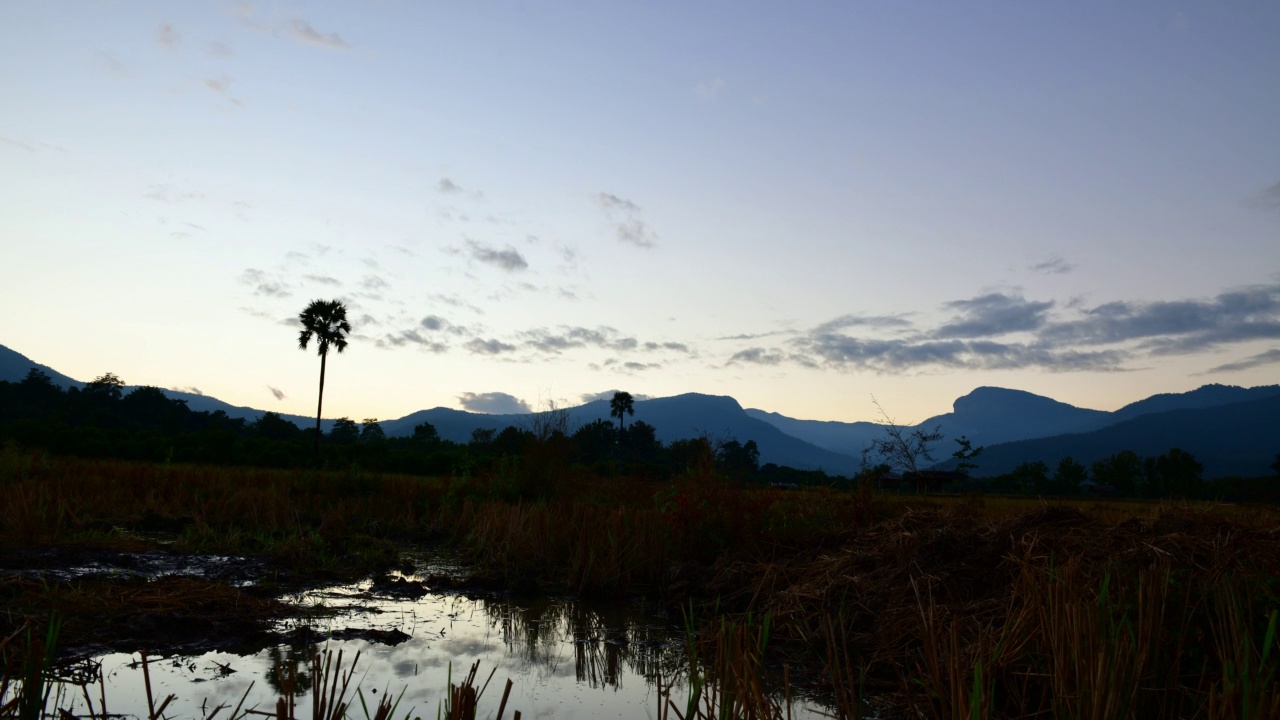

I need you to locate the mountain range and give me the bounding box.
[3,343,1277,478]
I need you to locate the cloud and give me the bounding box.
[144,185,204,203]
[304,274,342,286]
[643,341,691,353]
[595,192,657,249]
[204,76,232,94]
[420,315,469,335]
[465,338,518,355]
[729,283,1280,374]
[240,269,290,297]
[695,76,725,103]
[797,334,1127,373]
[521,326,638,354]
[933,293,1054,339]
[172,386,203,396]
[378,329,448,352]
[268,386,286,401]
[360,275,389,292]
[596,193,639,213]
[616,220,659,248]
[438,178,463,194]
[1202,348,1280,374]
[458,391,531,414]
[579,390,652,404]
[0,137,36,152]
[1030,256,1076,275]
[288,19,349,50]
[96,51,131,78]
[1245,180,1280,211]
[1039,284,1280,352]
[812,315,912,334]
[727,347,789,366]
[157,24,180,50]
[430,293,485,315]
[467,241,528,272]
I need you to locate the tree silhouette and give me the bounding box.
[869,397,942,493]
[297,299,351,454]
[609,391,634,432]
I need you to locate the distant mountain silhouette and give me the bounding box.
[3,341,1275,478]
[0,344,327,431]
[385,393,863,475]
[0,345,82,389]
[961,395,1280,478]
[741,410,883,456]
[747,387,1109,456]
[1108,383,1280,423]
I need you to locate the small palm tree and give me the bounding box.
[609,390,634,432]
[298,299,351,453]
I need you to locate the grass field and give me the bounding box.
[2,447,1279,718]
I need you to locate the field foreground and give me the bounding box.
[2,449,1280,718]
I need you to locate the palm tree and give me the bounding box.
[297,299,351,453]
[609,390,634,432]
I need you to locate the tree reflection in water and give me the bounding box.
[480,597,688,690]
[263,643,316,696]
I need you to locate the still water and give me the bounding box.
[37,557,834,719]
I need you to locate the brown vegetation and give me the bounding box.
[3,447,1280,717]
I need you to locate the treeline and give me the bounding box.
[0,370,830,489]
[961,449,1280,502]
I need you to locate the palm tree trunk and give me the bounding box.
[315,349,327,454]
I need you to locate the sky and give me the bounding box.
[2,1,1279,425]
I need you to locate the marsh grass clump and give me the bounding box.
[702,503,1280,718]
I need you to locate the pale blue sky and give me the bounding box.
[2,1,1278,424]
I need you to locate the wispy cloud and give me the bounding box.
[467,241,528,272]
[360,275,389,293]
[228,5,349,51]
[95,51,132,79]
[695,76,725,103]
[1245,180,1280,211]
[465,338,518,355]
[934,293,1054,339]
[172,386,203,396]
[727,348,789,366]
[1,136,36,152]
[1039,285,1280,353]
[437,177,480,196]
[288,19,349,50]
[522,326,637,354]
[727,283,1280,374]
[144,185,204,203]
[157,24,180,50]
[240,269,290,297]
[303,274,342,286]
[378,329,448,352]
[458,391,531,414]
[579,390,653,404]
[1202,348,1280,374]
[596,192,658,249]
[812,314,912,334]
[204,76,232,94]
[1030,256,1076,275]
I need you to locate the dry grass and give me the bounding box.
[701,504,1280,718]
